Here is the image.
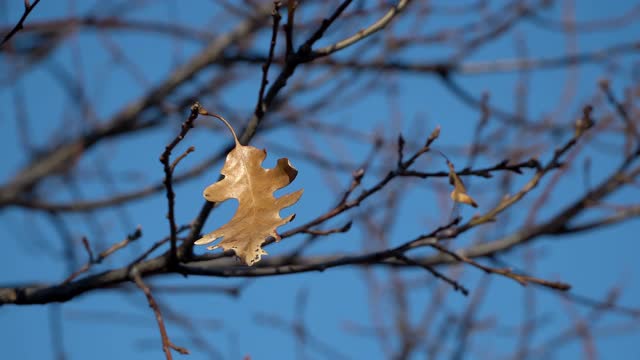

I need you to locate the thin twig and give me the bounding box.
[1,0,42,48]
[301,221,352,236]
[299,0,353,55]
[599,79,640,141]
[399,158,541,179]
[279,131,437,241]
[129,225,190,267]
[429,242,570,291]
[130,267,189,359]
[311,0,411,58]
[160,102,201,264]
[284,1,297,56]
[80,237,94,263]
[254,1,282,119]
[62,227,142,284]
[396,254,469,296]
[170,146,195,173]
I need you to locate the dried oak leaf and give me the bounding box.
[447,160,478,208]
[194,118,302,265]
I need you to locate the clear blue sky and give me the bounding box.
[1,1,639,359]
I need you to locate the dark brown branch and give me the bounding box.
[178,218,463,278]
[0,217,452,305]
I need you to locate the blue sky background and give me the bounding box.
[1,1,639,359]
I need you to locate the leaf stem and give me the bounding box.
[199,109,240,146]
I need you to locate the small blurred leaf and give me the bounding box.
[447,160,478,208]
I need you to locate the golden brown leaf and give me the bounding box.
[194,114,303,265]
[447,160,478,208]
